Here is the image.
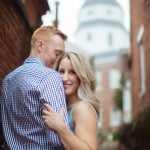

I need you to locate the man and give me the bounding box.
[1,26,68,149]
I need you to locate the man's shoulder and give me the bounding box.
[4,66,22,80]
[43,67,59,75]
[40,67,61,82]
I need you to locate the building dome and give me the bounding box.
[78,0,124,27]
[83,0,121,8]
[75,0,129,54]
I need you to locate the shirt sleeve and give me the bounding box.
[38,71,68,146]
[0,79,8,147]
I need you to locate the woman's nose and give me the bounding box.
[62,73,69,81]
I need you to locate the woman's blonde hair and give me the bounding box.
[54,51,100,114]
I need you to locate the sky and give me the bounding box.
[42,0,130,41]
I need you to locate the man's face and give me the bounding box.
[42,34,65,68]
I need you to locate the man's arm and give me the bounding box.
[38,71,68,146]
[0,80,8,149]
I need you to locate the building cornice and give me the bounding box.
[76,19,126,32]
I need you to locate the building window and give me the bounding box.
[108,33,113,46]
[109,106,122,127]
[139,44,146,97]
[137,25,146,97]
[87,10,93,15]
[87,33,92,41]
[106,9,112,15]
[95,71,103,90]
[109,69,120,89]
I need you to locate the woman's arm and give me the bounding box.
[42,103,98,150]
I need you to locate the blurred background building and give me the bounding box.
[130,0,150,116]
[118,1,150,149]
[75,0,129,54]
[74,0,131,136]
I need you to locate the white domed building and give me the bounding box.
[75,0,129,54]
[75,0,131,133]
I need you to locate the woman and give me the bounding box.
[42,51,100,150]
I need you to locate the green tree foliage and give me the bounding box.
[119,72,126,87]
[113,88,123,111]
[113,73,126,111]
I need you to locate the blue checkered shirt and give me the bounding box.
[1,57,68,150]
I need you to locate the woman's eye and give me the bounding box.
[58,69,64,74]
[69,70,76,75]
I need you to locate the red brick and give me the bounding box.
[131,0,150,117]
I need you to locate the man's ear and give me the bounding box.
[35,40,44,53]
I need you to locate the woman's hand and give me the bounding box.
[42,103,65,131]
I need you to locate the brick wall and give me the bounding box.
[96,63,119,132]
[144,1,150,102]
[0,0,32,91]
[131,0,150,117]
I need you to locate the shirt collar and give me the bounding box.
[24,57,45,66]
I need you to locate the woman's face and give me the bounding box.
[58,57,80,98]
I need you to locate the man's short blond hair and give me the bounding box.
[31,26,67,48]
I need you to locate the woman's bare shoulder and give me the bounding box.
[74,101,97,118]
